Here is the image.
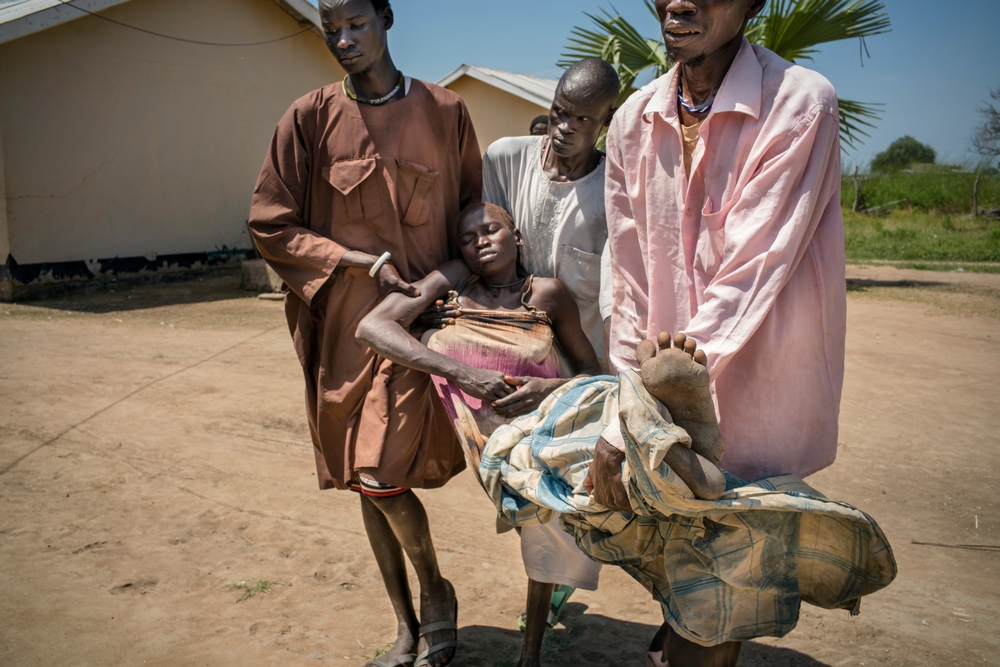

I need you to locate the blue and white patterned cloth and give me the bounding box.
[481,371,897,647]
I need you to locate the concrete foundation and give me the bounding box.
[240,259,283,293]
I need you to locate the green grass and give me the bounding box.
[229,579,289,602]
[841,171,1000,214]
[540,623,583,663]
[843,209,1000,264]
[363,643,392,662]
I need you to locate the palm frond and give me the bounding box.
[558,6,669,105]
[749,0,891,63]
[838,97,883,151]
[644,0,660,22]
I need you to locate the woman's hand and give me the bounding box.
[455,368,515,403]
[492,377,565,418]
[419,300,461,329]
[376,262,420,299]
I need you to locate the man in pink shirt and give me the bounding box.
[587,0,847,664]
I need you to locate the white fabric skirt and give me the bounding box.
[519,512,602,591]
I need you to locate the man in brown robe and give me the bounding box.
[247,1,480,665]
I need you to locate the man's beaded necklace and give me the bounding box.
[677,80,715,115]
[343,72,404,106]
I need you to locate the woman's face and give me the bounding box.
[458,208,521,278]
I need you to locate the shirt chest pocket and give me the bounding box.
[322,158,383,225]
[695,200,727,278]
[556,245,602,305]
[396,160,440,227]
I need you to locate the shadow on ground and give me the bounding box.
[13,271,256,314]
[452,603,830,667]
[847,278,948,290]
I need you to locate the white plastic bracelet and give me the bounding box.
[368,251,392,278]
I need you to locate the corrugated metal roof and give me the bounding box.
[438,65,559,109]
[0,0,319,46]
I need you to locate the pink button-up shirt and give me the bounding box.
[604,40,846,481]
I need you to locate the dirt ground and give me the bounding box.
[1,266,998,667]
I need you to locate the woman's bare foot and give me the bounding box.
[416,578,457,667]
[636,332,726,500]
[636,332,724,463]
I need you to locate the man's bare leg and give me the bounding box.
[517,579,555,667]
[365,491,457,667]
[635,332,726,500]
[360,494,420,666]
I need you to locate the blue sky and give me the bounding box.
[311,0,998,168]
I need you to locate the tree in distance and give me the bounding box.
[971,87,1000,169]
[870,136,936,173]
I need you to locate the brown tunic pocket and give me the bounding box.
[322,158,383,224]
[396,159,440,227]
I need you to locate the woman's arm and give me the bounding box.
[542,279,603,376]
[356,261,515,403]
[492,278,602,417]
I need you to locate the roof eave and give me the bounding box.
[437,64,554,109]
[0,0,133,46]
[0,0,324,47]
[271,0,322,31]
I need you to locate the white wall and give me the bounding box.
[0,0,342,266]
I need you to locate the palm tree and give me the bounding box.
[559,0,891,151]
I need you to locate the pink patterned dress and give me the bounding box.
[422,275,562,474]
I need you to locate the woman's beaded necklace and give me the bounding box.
[480,276,527,298]
[343,72,404,106]
[481,276,526,292]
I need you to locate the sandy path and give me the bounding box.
[1,271,997,667]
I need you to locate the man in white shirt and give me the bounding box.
[483,59,618,372]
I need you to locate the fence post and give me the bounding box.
[973,173,981,217]
[852,165,863,213]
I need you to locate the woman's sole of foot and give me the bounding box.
[637,332,726,500]
[637,331,725,464]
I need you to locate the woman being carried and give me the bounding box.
[358,201,605,667]
[357,202,602,471]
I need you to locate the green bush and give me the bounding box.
[871,136,937,172]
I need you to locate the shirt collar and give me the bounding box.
[643,38,762,123]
